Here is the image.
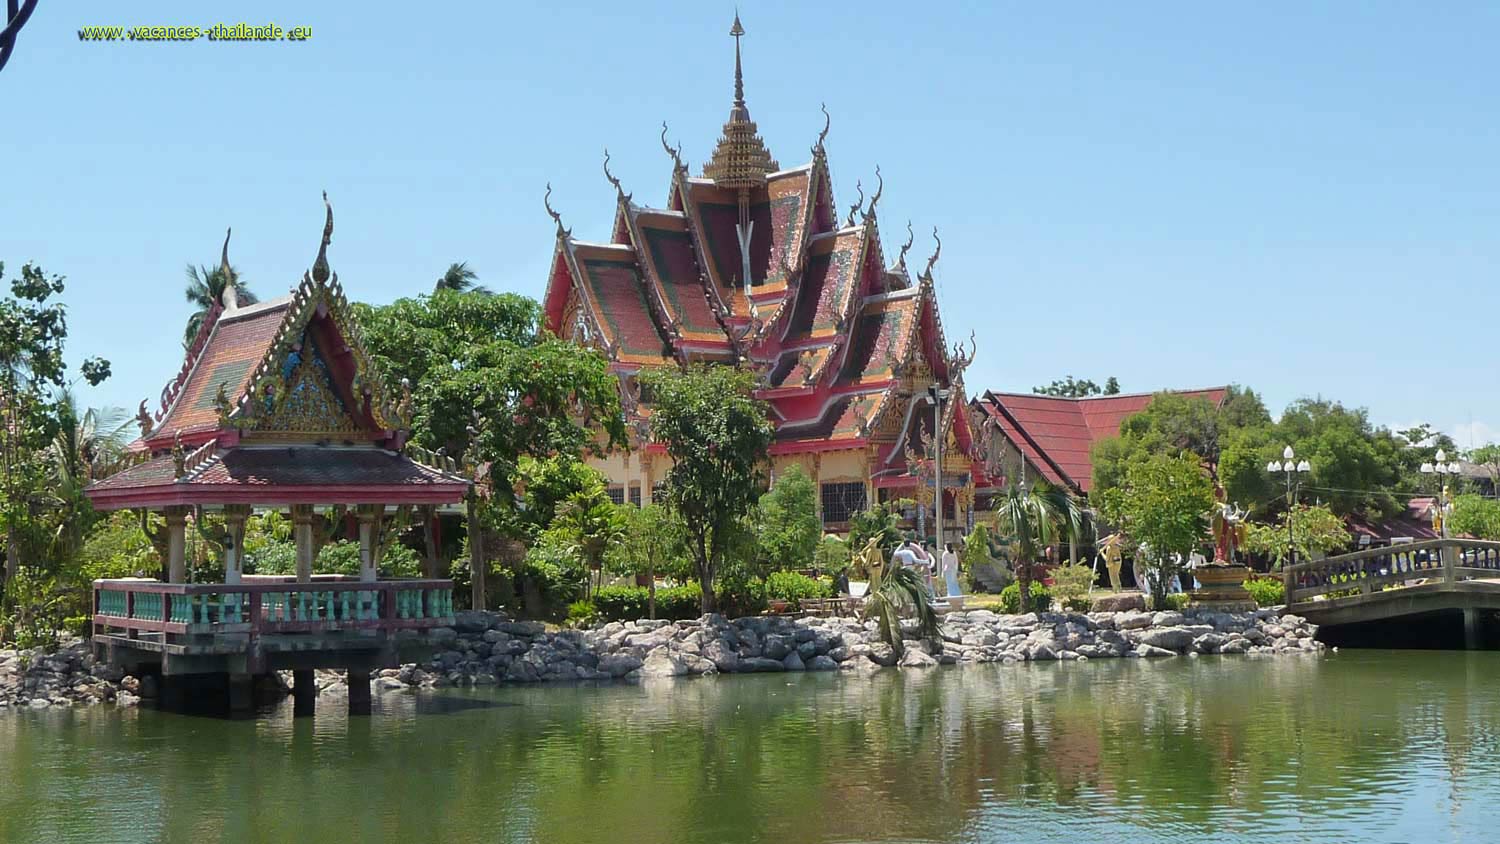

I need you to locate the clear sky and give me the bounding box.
[5,2,1498,445]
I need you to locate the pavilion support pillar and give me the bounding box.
[347,669,371,716]
[356,505,381,583]
[292,669,316,717]
[420,504,440,579]
[467,492,485,610]
[222,505,251,585]
[164,506,190,583]
[291,504,316,583]
[228,673,253,714]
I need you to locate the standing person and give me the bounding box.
[942,542,962,598]
[917,542,936,593]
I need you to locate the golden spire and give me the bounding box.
[312,192,333,285]
[703,13,777,190]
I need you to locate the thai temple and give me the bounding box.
[540,16,995,542]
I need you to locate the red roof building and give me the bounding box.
[541,17,994,539]
[970,387,1230,495]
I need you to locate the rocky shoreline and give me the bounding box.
[0,608,1323,709]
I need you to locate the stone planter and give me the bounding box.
[1192,563,1255,610]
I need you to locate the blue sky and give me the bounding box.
[5,2,1498,445]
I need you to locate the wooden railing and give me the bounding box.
[1284,539,1500,606]
[92,577,455,637]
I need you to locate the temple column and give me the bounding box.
[222,505,251,585]
[356,505,381,583]
[291,504,316,583]
[164,506,189,583]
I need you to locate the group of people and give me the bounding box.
[890,539,964,599]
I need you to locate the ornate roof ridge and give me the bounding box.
[701,14,778,190]
[151,295,224,434]
[619,194,700,362]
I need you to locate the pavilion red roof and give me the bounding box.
[974,387,1230,493]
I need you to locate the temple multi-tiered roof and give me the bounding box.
[541,16,994,534]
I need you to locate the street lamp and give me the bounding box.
[927,384,951,549]
[1420,449,1462,538]
[1266,445,1311,566]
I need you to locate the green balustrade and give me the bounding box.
[98,590,127,617]
[135,593,163,621]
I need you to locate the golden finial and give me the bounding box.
[660,122,685,172]
[603,148,630,202]
[171,430,186,479]
[311,192,333,284]
[543,183,569,236]
[218,227,238,311]
[846,180,863,227]
[731,11,746,110]
[816,102,830,152]
[862,166,883,221]
[923,227,942,280]
[703,12,777,187]
[897,220,914,268]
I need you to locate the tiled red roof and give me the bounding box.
[786,228,863,340]
[837,291,920,385]
[633,211,728,345]
[88,447,468,508]
[977,388,1229,492]
[152,299,291,439]
[568,242,671,365]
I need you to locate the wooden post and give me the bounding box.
[164,506,189,583]
[356,505,381,583]
[223,505,251,585]
[291,504,316,584]
[467,493,485,610]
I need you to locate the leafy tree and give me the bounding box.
[554,475,625,599]
[605,503,689,618]
[1243,503,1352,569]
[1033,375,1120,397]
[755,463,820,572]
[813,534,849,574]
[1096,452,1215,609]
[1092,387,1268,499]
[0,262,110,588]
[433,261,492,295]
[183,261,256,345]
[847,499,910,559]
[1275,399,1404,519]
[641,365,773,614]
[1466,444,1500,493]
[991,482,1081,613]
[1447,494,1500,540]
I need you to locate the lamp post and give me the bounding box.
[1267,445,1311,566]
[1419,449,1462,539]
[927,384,950,549]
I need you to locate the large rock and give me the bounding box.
[1151,611,1186,627]
[1138,627,1196,652]
[807,655,839,672]
[1116,612,1153,631]
[898,648,938,668]
[866,643,899,667]
[453,611,496,634]
[499,620,546,638]
[639,648,690,678]
[1091,593,1146,613]
[783,652,806,672]
[1135,644,1177,658]
[598,654,643,678]
[740,657,787,673]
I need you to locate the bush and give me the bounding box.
[999,582,1051,614]
[764,571,832,605]
[1049,564,1096,609]
[1243,578,1285,608]
[814,535,849,574]
[246,539,422,579]
[1160,593,1191,611]
[566,600,599,627]
[716,573,767,619]
[593,583,704,621]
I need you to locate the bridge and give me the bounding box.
[1284,538,1500,648]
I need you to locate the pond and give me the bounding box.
[0,651,1497,843]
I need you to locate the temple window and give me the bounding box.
[820,481,867,525]
[606,486,625,506]
[628,483,642,507]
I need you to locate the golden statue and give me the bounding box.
[858,537,886,594]
[1097,533,1127,592]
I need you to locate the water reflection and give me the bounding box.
[0,652,1498,843]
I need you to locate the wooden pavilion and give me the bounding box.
[85,197,468,715]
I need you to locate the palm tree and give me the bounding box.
[991,481,1084,613]
[555,481,624,599]
[864,564,940,658]
[434,262,491,295]
[183,263,257,345]
[47,392,134,560]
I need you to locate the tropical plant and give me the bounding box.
[999,581,1051,614]
[641,365,774,613]
[863,563,939,657]
[1033,375,1120,397]
[183,261,257,345]
[604,503,689,618]
[814,534,849,574]
[1049,564,1097,611]
[847,499,910,558]
[1096,452,1216,609]
[991,482,1082,613]
[755,463,821,573]
[764,571,832,604]
[1243,577,1285,608]
[1243,503,1351,569]
[554,478,625,599]
[433,261,491,295]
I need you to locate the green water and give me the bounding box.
[1,651,1497,843]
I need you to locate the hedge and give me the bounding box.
[594,583,704,621]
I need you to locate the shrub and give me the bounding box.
[764,571,832,605]
[814,535,849,574]
[593,583,704,621]
[1049,564,1096,609]
[716,573,767,619]
[1000,582,1051,614]
[566,600,599,627]
[1243,578,1285,608]
[1160,593,1191,611]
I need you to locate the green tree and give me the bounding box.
[641,365,773,614]
[554,475,625,599]
[755,463,820,572]
[1096,452,1215,609]
[991,482,1081,613]
[0,262,110,587]
[847,500,910,559]
[605,503,689,618]
[1243,503,1352,569]
[1466,444,1500,493]
[1033,375,1120,397]
[433,261,492,295]
[1447,494,1500,540]
[182,260,257,345]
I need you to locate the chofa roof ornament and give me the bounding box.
[311,192,333,285]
